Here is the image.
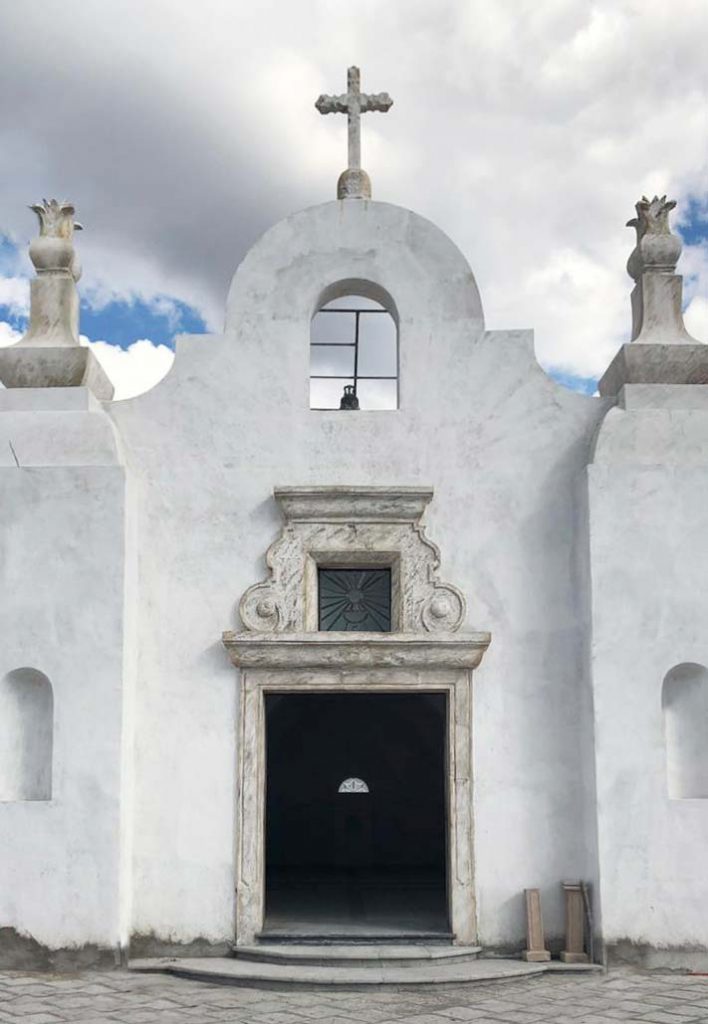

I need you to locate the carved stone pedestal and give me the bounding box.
[560,882,589,964]
[522,888,550,962]
[0,346,113,399]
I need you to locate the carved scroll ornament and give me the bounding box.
[238,487,466,634]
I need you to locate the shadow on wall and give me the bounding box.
[0,668,53,801]
[662,662,708,800]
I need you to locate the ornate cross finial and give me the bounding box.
[315,66,393,199]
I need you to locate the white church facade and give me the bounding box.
[2,71,708,975]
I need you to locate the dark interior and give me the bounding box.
[264,692,449,937]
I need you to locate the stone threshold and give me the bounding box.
[235,942,481,965]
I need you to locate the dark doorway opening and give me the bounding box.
[264,692,449,938]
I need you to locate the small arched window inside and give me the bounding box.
[662,662,708,799]
[310,291,398,410]
[338,777,370,794]
[0,667,53,801]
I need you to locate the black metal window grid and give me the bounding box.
[310,304,398,409]
[318,567,392,631]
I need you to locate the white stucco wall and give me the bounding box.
[107,199,607,950]
[589,388,708,965]
[0,390,127,956]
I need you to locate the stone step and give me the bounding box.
[234,942,482,967]
[129,955,602,987]
[256,930,455,945]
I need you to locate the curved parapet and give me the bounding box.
[225,199,485,337]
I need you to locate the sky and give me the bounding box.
[0,0,706,399]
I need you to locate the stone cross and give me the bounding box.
[315,66,393,199]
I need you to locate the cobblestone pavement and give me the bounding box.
[1,967,708,1024]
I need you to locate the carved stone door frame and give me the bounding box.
[224,637,489,946]
[222,487,491,946]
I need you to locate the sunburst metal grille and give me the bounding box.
[318,568,392,632]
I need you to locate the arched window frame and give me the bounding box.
[310,279,399,411]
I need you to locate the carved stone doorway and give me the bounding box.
[222,487,491,946]
[263,691,449,939]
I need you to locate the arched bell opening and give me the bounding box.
[310,279,399,411]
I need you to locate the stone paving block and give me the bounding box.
[394,1015,464,1024]
[430,1008,497,1021]
[638,1015,705,1024]
[14,1016,63,1024]
[106,1011,163,1023]
[4,967,708,1024]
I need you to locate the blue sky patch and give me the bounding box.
[0,303,26,330]
[0,234,25,275]
[0,233,206,349]
[0,294,207,349]
[548,370,598,395]
[79,297,206,350]
[677,198,708,247]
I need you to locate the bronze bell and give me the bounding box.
[340,385,360,410]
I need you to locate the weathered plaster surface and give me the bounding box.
[0,391,127,957]
[589,393,708,962]
[5,190,708,964]
[102,199,606,951]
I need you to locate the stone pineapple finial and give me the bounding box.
[0,197,112,396]
[28,199,83,283]
[624,194,696,345]
[626,195,682,281]
[21,199,83,348]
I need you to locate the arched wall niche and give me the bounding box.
[662,662,708,799]
[0,667,54,802]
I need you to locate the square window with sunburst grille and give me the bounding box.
[317,568,392,631]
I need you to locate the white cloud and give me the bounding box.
[685,297,708,343]
[0,276,29,319]
[0,320,22,347]
[80,336,175,400]
[0,317,174,397]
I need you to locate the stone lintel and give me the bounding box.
[222,631,491,670]
[0,346,114,400]
[273,486,434,524]
[599,343,708,397]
